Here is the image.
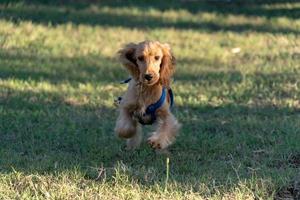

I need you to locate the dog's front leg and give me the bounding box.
[115,107,143,149]
[147,112,180,149]
[115,107,137,139]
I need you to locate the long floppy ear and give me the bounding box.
[118,43,139,79]
[159,43,176,87]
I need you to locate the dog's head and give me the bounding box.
[118,41,175,87]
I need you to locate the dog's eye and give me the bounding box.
[154,56,160,61]
[138,56,144,61]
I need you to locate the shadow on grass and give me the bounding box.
[1,86,300,192]
[2,48,300,94]
[175,70,244,84]
[3,0,300,19]
[0,49,126,84]
[0,1,299,34]
[176,69,299,86]
[88,0,300,19]
[0,88,119,172]
[0,50,299,194]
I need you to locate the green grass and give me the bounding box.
[0,0,300,199]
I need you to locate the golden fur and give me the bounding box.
[114,41,180,150]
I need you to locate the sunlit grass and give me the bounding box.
[0,1,300,199]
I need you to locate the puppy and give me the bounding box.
[114,41,180,150]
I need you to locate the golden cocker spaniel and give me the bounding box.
[114,41,180,150]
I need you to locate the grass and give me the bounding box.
[0,0,300,199]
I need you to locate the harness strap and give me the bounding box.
[168,88,174,107]
[120,77,132,84]
[118,77,174,125]
[141,88,167,124]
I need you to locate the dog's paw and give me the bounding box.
[126,133,142,150]
[147,134,170,150]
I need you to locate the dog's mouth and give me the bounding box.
[142,76,159,86]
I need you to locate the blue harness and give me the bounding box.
[119,78,174,125]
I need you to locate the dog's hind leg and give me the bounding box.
[147,113,180,149]
[126,124,143,150]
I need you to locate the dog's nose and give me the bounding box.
[144,74,153,81]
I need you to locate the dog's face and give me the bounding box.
[135,42,163,85]
[119,41,175,86]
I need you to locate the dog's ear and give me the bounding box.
[159,43,176,87]
[118,43,139,79]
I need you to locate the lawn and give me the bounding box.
[0,0,300,199]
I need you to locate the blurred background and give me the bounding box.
[0,0,299,199]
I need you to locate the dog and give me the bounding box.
[114,41,180,150]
